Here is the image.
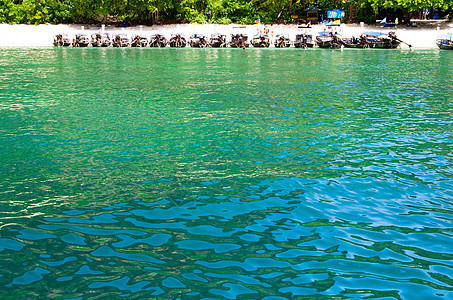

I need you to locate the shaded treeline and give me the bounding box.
[0,0,452,25]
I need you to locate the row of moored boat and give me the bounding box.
[54,31,414,49]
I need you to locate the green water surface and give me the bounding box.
[0,48,452,299]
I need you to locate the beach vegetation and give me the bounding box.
[0,0,452,25]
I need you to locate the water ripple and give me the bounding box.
[0,49,452,299]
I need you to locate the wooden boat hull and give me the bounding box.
[252,43,270,48]
[149,43,167,47]
[230,43,249,48]
[169,42,186,48]
[343,44,363,48]
[210,35,227,48]
[316,39,341,48]
[131,40,148,47]
[210,42,227,48]
[230,34,249,48]
[294,43,314,48]
[53,42,71,47]
[73,43,89,47]
[169,42,185,47]
[436,39,453,50]
[340,37,365,48]
[275,42,291,48]
[190,43,209,48]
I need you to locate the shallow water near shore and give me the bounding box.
[0,48,452,299]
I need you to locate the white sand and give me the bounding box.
[1,21,452,48]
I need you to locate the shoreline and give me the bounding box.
[1,21,452,49]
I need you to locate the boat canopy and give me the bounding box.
[318,31,335,36]
[364,32,388,37]
[441,33,453,39]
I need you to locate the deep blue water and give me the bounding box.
[0,48,452,299]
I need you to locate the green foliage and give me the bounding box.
[1,0,453,25]
[0,0,71,24]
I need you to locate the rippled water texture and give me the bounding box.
[0,48,452,299]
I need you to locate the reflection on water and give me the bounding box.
[0,48,452,299]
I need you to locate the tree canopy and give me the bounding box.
[0,0,452,25]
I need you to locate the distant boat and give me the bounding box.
[316,31,341,48]
[113,34,130,47]
[149,34,167,47]
[209,33,227,48]
[99,33,112,47]
[73,33,90,47]
[169,34,187,48]
[251,34,270,48]
[131,35,149,47]
[90,33,107,47]
[274,34,291,48]
[362,31,404,48]
[230,34,249,48]
[436,34,453,50]
[189,34,209,48]
[53,34,71,47]
[294,33,314,48]
[339,36,366,48]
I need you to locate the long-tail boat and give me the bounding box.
[316,31,341,48]
[362,31,411,49]
[73,33,90,47]
[99,33,112,47]
[209,33,227,47]
[169,34,187,48]
[294,33,314,48]
[113,34,130,47]
[339,36,366,48]
[251,34,270,48]
[53,34,71,47]
[149,34,167,47]
[436,33,453,50]
[274,34,291,48]
[230,34,249,48]
[90,33,102,47]
[131,35,149,47]
[189,34,209,48]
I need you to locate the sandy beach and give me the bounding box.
[1,21,452,48]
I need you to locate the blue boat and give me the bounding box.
[436,33,453,50]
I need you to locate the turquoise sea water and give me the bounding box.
[0,48,452,299]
